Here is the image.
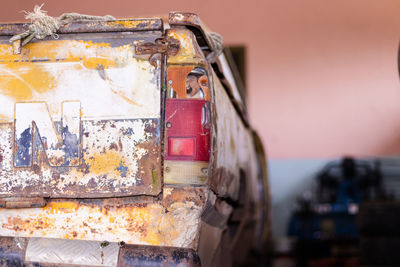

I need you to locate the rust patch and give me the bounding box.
[135,37,180,57]
[162,187,206,208]
[0,19,163,36]
[168,12,214,54]
[209,167,236,198]
[0,236,27,266]
[0,187,207,248]
[118,244,200,267]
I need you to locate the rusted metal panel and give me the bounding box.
[0,197,47,209]
[0,187,206,249]
[118,244,200,267]
[166,28,207,65]
[209,69,259,201]
[135,36,180,57]
[0,236,27,267]
[168,12,214,54]
[0,32,163,198]
[0,19,163,36]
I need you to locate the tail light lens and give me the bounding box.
[168,137,196,157]
[165,99,210,161]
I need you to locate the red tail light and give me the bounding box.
[165,99,210,161]
[168,137,195,157]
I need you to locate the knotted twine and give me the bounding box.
[10,4,224,63]
[10,4,115,47]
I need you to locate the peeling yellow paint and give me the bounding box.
[167,29,204,64]
[0,114,8,121]
[0,40,125,63]
[82,58,115,70]
[0,63,56,101]
[86,151,126,176]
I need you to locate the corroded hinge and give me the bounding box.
[135,37,180,57]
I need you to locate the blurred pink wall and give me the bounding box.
[1,0,400,159]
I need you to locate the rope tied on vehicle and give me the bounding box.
[10,4,115,47]
[206,32,224,63]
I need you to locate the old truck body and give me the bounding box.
[0,12,270,266]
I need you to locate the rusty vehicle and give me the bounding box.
[0,11,270,266]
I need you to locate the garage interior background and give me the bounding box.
[1,0,400,253]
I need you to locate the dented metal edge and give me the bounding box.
[168,12,214,53]
[0,19,163,36]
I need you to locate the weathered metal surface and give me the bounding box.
[0,197,47,209]
[214,53,249,126]
[209,68,259,201]
[135,37,180,56]
[0,32,163,198]
[0,187,206,248]
[118,244,200,267]
[0,19,163,36]
[166,28,207,65]
[0,236,27,267]
[164,160,208,185]
[25,238,119,266]
[168,12,214,53]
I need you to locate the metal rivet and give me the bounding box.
[166,122,172,128]
[168,80,173,85]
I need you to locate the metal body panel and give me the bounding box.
[0,19,163,36]
[118,244,200,267]
[0,32,162,198]
[25,238,119,266]
[166,28,206,65]
[0,187,206,248]
[210,69,259,201]
[0,236,201,267]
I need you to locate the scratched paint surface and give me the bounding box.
[0,32,162,198]
[167,29,205,65]
[0,187,206,249]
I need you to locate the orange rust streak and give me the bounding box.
[1,203,182,246]
[0,188,206,247]
[109,88,143,107]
